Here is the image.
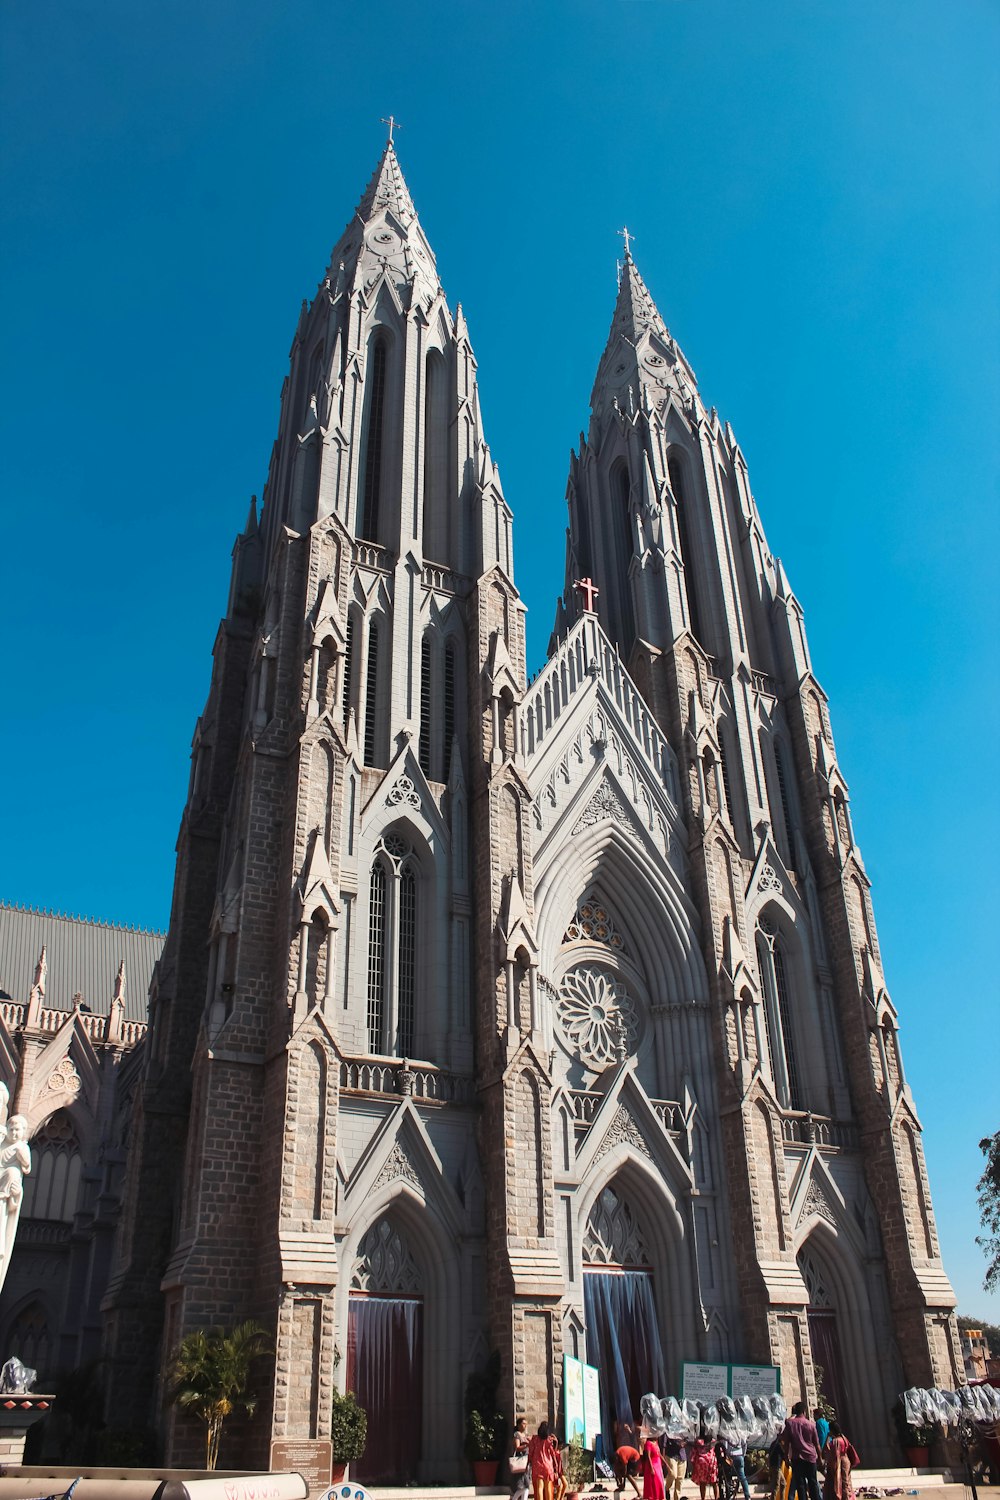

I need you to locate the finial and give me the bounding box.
[618,225,635,261]
[32,947,47,994]
[380,114,400,146]
[574,577,600,613]
[113,959,126,1004]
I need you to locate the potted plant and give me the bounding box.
[563,1432,593,1500]
[331,1389,368,1483]
[893,1402,934,1468]
[466,1408,500,1485]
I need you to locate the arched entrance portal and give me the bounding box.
[797,1248,849,1429]
[347,1217,424,1483]
[583,1184,667,1446]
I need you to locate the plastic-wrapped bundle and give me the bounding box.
[683,1400,702,1441]
[641,1393,666,1436]
[717,1397,739,1445]
[926,1389,951,1427]
[751,1397,774,1445]
[0,1358,35,1394]
[982,1385,1000,1420]
[663,1397,688,1441]
[903,1388,927,1426]
[957,1386,978,1415]
[700,1401,720,1440]
[938,1389,963,1428]
[971,1385,994,1423]
[769,1393,787,1431]
[734,1396,757,1444]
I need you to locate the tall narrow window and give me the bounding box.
[418,637,432,776]
[613,464,635,647]
[367,862,387,1052]
[342,615,355,725]
[398,865,416,1055]
[423,350,448,560]
[668,455,705,646]
[774,743,796,866]
[443,643,456,779]
[364,622,380,767]
[718,737,733,823]
[758,918,803,1110]
[361,338,387,541]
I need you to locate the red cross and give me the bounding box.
[575,577,600,612]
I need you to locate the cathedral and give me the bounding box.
[101,136,960,1479]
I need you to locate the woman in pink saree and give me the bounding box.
[822,1423,855,1500]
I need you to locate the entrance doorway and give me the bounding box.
[347,1294,423,1483]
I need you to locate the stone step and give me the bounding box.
[367,1478,966,1500]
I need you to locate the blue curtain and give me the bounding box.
[347,1295,423,1482]
[584,1271,667,1449]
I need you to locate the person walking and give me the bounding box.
[690,1431,719,1500]
[660,1435,687,1500]
[813,1411,830,1457]
[723,1429,751,1500]
[642,1437,666,1500]
[528,1422,557,1500]
[510,1417,530,1498]
[781,1402,822,1500]
[821,1423,856,1500]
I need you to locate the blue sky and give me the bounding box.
[2,1,998,1319]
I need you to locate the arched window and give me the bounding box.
[361,336,388,541]
[668,454,705,646]
[757,916,803,1110]
[342,613,356,726]
[364,621,381,767]
[2,1301,52,1385]
[21,1111,82,1222]
[443,642,456,778]
[366,834,420,1057]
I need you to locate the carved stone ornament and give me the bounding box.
[572,781,637,840]
[801,1177,837,1229]
[557,965,639,1066]
[46,1059,81,1096]
[351,1217,422,1293]
[583,1183,650,1266]
[373,1139,421,1194]
[387,776,420,809]
[564,894,629,955]
[757,864,783,895]
[797,1248,832,1307]
[593,1104,651,1167]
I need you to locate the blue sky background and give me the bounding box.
[2,1,998,1320]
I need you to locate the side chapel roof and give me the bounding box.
[0,903,163,1023]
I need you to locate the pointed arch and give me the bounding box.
[361,332,388,542]
[667,449,705,646]
[610,460,636,650]
[422,347,449,562]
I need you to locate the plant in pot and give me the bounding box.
[466,1408,501,1486]
[893,1402,934,1468]
[330,1389,368,1483]
[563,1432,593,1500]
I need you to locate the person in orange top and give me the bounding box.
[614,1445,643,1498]
[528,1422,557,1500]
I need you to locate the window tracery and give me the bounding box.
[557,964,638,1066]
[366,834,419,1056]
[583,1185,650,1267]
[351,1217,422,1294]
[563,895,628,954]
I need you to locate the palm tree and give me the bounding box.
[167,1320,271,1470]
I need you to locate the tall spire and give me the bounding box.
[608,254,669,347]
[353,138,417,229]
[590,248,698,419]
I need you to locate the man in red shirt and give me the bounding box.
[781,1403,822,1500]
[613,1446,642,1498]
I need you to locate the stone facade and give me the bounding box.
[101,139,958,1474]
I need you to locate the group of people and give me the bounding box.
[513,1399,860,1500]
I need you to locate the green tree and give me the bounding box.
[167,1321,271,1470]
[976,1130,1000,1293]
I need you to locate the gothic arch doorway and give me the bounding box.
[347,1216,424,1484]
[797,1246,849,1429]
[583,1183,667,1447]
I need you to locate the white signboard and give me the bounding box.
[565,1355,585,1440]
[583,1360,602,1449]
[681,1362,729,1403]
[730,1364,781,1398]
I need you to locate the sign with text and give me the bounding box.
[730,1364,781,1398]
[681,1362,729,1403]
[564,1353,602,1449]
[268,1438,330,1496]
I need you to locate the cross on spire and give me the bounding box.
[574,577,600,613]
[618,224,635,261]
[381,115,400,145]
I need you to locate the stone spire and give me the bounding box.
[324,137,438,299]
[353,138,418,229]
[591,249,699,421]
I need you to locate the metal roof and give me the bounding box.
[0,903,164,1024]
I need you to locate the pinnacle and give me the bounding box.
[354,139,418,228]
[608,254,668,347]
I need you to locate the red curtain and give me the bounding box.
[347,1295,423,1483]
[807,1310,849,1429]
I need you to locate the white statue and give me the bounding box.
[0,1116,31,1298]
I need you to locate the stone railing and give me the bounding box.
[518,617,677,800]
[339,1057,475,1105]
[0,1001,145,1047]
[569,1090,683,1138]
[423,563,471,597]
[353,540,393,572]
[751,668,779,697]
[780,1111,858,1150]
[18,1219,72,1246]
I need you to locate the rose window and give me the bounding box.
[557,965,638,1066]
